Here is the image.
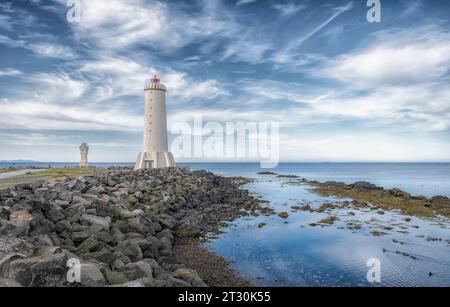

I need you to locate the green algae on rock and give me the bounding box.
[307,181,450,219]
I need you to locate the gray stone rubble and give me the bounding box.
[0,168,262,287]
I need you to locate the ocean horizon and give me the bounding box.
[2,162,450,198]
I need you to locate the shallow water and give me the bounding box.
[183,164,450,287]
[186,162,450,198]
[203,176,450,286]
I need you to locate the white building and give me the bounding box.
[79,143,89,167]
[135,75,176,170]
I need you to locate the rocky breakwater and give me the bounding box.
[0,168,263,287]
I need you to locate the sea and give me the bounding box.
[1,162,450,286]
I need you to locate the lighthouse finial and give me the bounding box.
[151,74,160,83]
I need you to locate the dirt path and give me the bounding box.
[0,169,43,179]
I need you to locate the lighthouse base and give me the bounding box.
[134,151,176,170]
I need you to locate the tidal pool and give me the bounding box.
[203,176,450,287]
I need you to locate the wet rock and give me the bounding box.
[431,195,449,202]
[316,203,338,213]
[291,204,312,212]
[157,229,173,240]
[277,212,289,219]
[370,231,387,237]
[323,181,347,187]
[351,181,383,191]
[165,276,192,287]
[257,171,277,175]
[157,214,178,230]
[389,188,410,198]
[176,227,201,238]
[318,215,339,226]
[277,175,299,178]
[172,268,207,287]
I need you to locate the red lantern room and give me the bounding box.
[145,74,166,92]
[151,74,160,83]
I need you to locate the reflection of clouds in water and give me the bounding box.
[204,173,450,286]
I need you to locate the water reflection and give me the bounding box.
[204,176,450,287]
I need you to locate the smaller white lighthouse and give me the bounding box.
[79,143,89,167]
[135,75,175,170]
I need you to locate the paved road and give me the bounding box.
[0,169,43,180]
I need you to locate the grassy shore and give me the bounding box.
[0,167,97,188]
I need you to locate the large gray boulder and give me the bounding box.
[79,263,105,287]
[80,214,110,231]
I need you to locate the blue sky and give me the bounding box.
[0,0,450,162]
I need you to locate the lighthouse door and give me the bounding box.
[144,159,154,169]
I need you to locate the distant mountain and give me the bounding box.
[0,160,37,163]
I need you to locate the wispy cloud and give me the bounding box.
[65,0,237,53]
[0,68,22,77]
[311,25,450,131]
[0,99,142,131]
[273,3,307,16]
[236,0,257,6]
[0,14,13,31]
[320,25,450,86]
[287,2,354,51]
[0,34,77,59]
[400,0,424,18]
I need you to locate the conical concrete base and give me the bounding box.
[134,151,176,170]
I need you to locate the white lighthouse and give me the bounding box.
[79,143,89,167]
[135,75,176,170]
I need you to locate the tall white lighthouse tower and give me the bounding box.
[135,75,175,170]
[79,143,89,167]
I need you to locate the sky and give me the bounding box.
[0,0,450,163]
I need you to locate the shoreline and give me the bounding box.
[305,180,450,219]
[1,167,449,287]
[256,171,450,219]
[171,237,251,287]
[0,168,267,287]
